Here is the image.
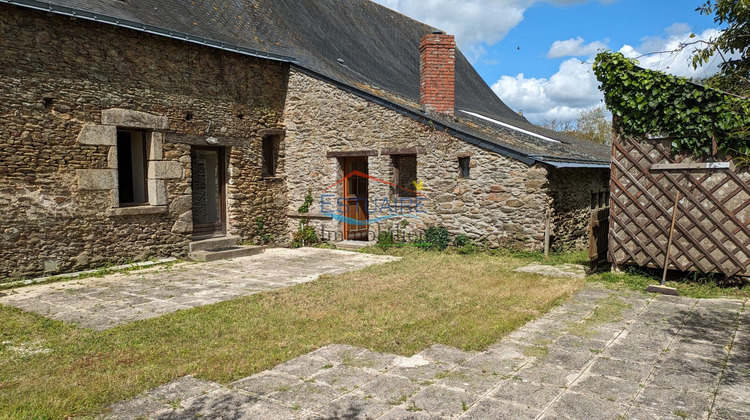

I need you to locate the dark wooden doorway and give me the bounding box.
[589,206,610,272]
[191,147,226,238]
[342,157,369,241]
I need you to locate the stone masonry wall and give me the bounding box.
[0,6,288,281]
[284,70,550,249]
[547,168,610,252]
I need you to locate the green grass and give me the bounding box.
[566,295,632,337]
[588,267,750,299]
[0,250,583,419]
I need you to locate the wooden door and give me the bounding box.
[342,157,369,240]
[589,206,610,272]
[191,147,226,238]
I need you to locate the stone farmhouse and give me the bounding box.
[0,0,610,280]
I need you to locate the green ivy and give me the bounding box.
[593,52,750,159]
[297,191,314,214]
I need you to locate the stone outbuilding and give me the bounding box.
[0,0,610,281]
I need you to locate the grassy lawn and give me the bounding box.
[0,249,583,419]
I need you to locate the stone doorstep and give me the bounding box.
[188,236,242,252]
[334,240,376,251]
[188,246,266,262]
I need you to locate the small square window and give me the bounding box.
[262,136,279,177]
[117,130,149,206]
[393,155,417,197]
[458,157,471,179]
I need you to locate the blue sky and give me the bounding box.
[372,0,724,123]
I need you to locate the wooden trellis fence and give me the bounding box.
[609,135,750,277]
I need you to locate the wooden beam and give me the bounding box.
[650,162,731,171]
[165,133,247,147]
[326,150,378,158]
[381,147,427,155]
[258,128,286,137]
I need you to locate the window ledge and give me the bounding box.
[107,205,168,217]
[286,212,332,220]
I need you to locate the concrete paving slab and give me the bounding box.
[318,392,392,420]
[568,372,642,404]
[312,364,373,392]
[434,366,504,396]
[358,374,422,404]
[587,357,653,382]
[0,248,398,330]
[632,387,712,419]
[542,391,628,420]
[230,371,302,397]
[101,284,749,419]
[377,406,432,419]
[416,344,473,367]
[514,263,586,278]
[490,380,562,409]
[153,388,259,419]
[268,381,343,411]
[460,398,540,419]
[407,385,476,418]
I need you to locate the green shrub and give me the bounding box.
[292,222,318,248]
[453,234,470,247]
[377,230,396,249]
[424,226,450,251]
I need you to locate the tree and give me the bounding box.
[691,0,750,96]
[540,105,613,145]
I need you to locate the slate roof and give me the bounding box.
[4,0,610,166]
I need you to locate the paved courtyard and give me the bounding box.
[107,284,749,419]
[0,248,398,330]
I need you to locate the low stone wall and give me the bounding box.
[0,6,289,281]
[547,167,610,251]
[283,70,550,249]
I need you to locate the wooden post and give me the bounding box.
[544,207,551,258]
[661,192,680,286]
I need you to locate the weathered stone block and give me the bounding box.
[106,206,168,217]
[169,195,192,214]
[489,185,506,193]
[148,161,183,180]
[172,211,193,234]
[77,169,117,190]
[77,124,116,146]
[526,179,546,189]
[149,132,164,160]
[148,179,167,206]
[101,108,169,130]
[108,146,118,169]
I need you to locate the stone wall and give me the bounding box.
[0,6,289,281]
[283,70,550,249]
[547,167,610,251]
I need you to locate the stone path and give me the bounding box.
[514,263,587,279]
[106,284,749,419]
[0,248,398,330]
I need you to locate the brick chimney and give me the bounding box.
[420,31,456,116]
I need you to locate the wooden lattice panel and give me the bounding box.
[609,136,750,276]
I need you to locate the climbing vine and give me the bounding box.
[593,52,750,159]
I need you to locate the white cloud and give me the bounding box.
[491,59,602,122]
[620,27,724,79]
[492,27,725,123]
[371,0,606,61]
[548,37,608,58]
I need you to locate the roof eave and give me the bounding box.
[291,65,538,165]
[1,0,297,63]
